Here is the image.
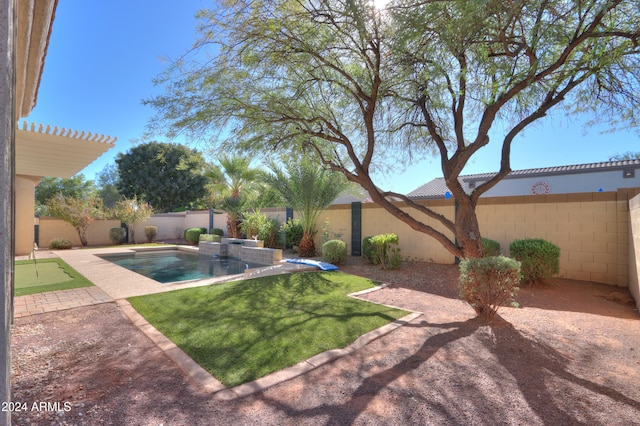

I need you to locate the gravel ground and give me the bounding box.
[10,258,640,425]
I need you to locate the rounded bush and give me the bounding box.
[363,233,400,269]
[210,228,225,236]
[49,238,73,250]
[109,227,127,245]
[185,227,205,245]
[322,239,347,264]
[362,236,377,264]
[144,226,158,243]
[184,227,208,240]
[482,238,501,257]
[459,256,521,320]
[509,238,560,285]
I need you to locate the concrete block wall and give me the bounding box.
[318,200,456,264]
[320,190,640,287]
[476,192,629,286]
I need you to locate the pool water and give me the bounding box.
[98,250,265,284]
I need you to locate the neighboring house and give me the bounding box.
[408,160,640,199]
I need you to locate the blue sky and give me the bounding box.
[25,1,638,194]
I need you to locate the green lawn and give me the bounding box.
[14,258,94,296]
[128,271,407,387]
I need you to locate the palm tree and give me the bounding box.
[266,157,349,257]
[209,156,266,238]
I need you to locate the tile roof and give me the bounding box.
[407,160,640,199]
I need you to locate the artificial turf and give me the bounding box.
[14,258,94,296]
[128,271,407,387]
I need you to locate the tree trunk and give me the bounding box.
[455,198,483,259]
[77,227,88,247]
[299,231,316,257]
[227,214,240,238]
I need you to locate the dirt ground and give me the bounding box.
[10,258,640,425]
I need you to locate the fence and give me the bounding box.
[37,190,640,305]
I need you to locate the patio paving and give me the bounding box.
[14,286,113,318]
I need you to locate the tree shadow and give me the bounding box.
[256,314,640,424]
[485,316,640,424]
[257,317,485,424]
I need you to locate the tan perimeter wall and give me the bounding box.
[321,190,640,287]
[39,211,230,247]
[628,194,640,310]
[37,190,640,294]
[38,218,121,248]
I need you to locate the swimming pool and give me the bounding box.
[98,250,266,284]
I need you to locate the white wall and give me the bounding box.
[478,170,639,197]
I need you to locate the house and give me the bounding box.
[1,0,115,416]
[408,160,640,199]
[15,122,115,255]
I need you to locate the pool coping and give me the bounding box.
[52,246,311,300]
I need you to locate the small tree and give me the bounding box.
[266,158,348,257]
[47,195,104,246]
[112,196,154,244]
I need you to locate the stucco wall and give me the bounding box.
[38,217,120,248]
[37,211,230,247]
[480,169,640,197]
[15,175,39,255]
[628,194,640,310]
[132,211,228,242]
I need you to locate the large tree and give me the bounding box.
[35,175,95,216]
[116,142,208,213]
[145,0,640,258]
[96,163,122,208]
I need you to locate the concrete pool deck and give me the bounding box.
[17,245,317,301]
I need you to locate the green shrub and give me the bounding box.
[240,210,280,248]
[482,238,501,257]
[389,247,403,269]
[184,227,207,240]
[109,227,127,245]
[459,256,521,320]
[281,218,304,247]
[362,236,377,264]
[144,226,158,243]
[210,228,224,236]
[365,233,401,270]
[322,239,347,264]
[509,238,560,285]
[199,234,222,243]
[185,228,205,245]
[49,238,73,250]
